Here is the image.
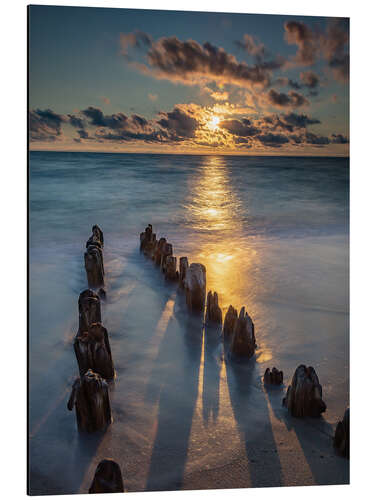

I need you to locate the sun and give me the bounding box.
[207,115,221,131]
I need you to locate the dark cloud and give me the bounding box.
[122,33,281,88]
[77,129,89,139]
[284,21,318,66]
[322,19,349,82]
[219,118,260,137]
[120,30,152,57]
[283,112,320,128]
[29,108,66,141]
[284,18,349,82]
[331,133,349,144]
[235,34,285,70]
[235,34,266,59]
[82,107,129,129]
[305,132,330,145]
[267,89,309,108]
[257,133,290,147]
[157,106,199,139]
[67,114,86,129]
[300,71,319,88]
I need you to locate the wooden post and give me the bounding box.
[223,305,238,341]
[78,289,101,333]
[160,243,173,273]
[230,306,256,360]
[67,369,112,432]
[264,367,283,385]
[85,245,105,290]
[205,291,222,325]
[74,322,115,380]
[165,255,178,281]
[89,459,124,493]
[334,407,349,457]
[282,365,327,417]
[185,263,206,313]
[179,257,189,289]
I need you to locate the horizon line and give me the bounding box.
[29,149,349,159]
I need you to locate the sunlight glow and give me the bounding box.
[206,115,221,130]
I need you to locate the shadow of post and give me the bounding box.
[225,356,284,488]
[145,309,203,491]
[202,324,222,425]
[266,387,349,486]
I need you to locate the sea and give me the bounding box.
[28,151,349,494]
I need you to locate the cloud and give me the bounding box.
[300,71,319,88]
[67,114,86,129]
[321,19,349,82]
[284,21,318,66]
[266,89,309,108]
[331,133,349,144]
[210,90,229,101]
[119,30,152,57]
[235,34,266,59]
[157,105,200,139]
[121,33,280,89]
[257,133,290,147]
[29,102,348,150]
[284,18,349,82]
[29,108,66,141]
[282,112,320,128]
[304,132,330,145]
[219,118,260,137]
[148,93,158,101]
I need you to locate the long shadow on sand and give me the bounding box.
[266,388,349,486]
[28,381,106,495]
[145,294,203,491]
[202,324,223,425]
[225,355,283,488]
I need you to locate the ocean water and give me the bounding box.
[28,152,349,494]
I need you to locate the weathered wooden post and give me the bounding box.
[74,322,115,380]
[185,263,206,313]
[179,257,189,289]
[264,367,283,385]
[230,306,256,359]
[160,243,173,273]
[165,255,178,281]
[78,289,101,333]
[87,224,104,249]
[67,369,112,432]
[140,224,157,257]
[223,305,238,341]
[283,365,327,417]
[334,407,349,457]
[89,459,124,493]
[205,291,222,325]
[85,245,105,291]
[153,237,166,266]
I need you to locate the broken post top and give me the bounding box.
[229,306,256,360]
[89,459,124,494]
[87,224,104,249]
[205,290,223,325]
[283,364,327,417]
[78,289,101,332]
[185,263,207,313]
[264,367,283,385]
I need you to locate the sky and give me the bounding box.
[28,5,349,155]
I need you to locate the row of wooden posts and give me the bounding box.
[66,223,349,493]
[140,224,349,457]
[67,225,124,493]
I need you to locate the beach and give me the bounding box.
[28,152,349,494]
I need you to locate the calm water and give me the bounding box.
[28,152,349,494]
